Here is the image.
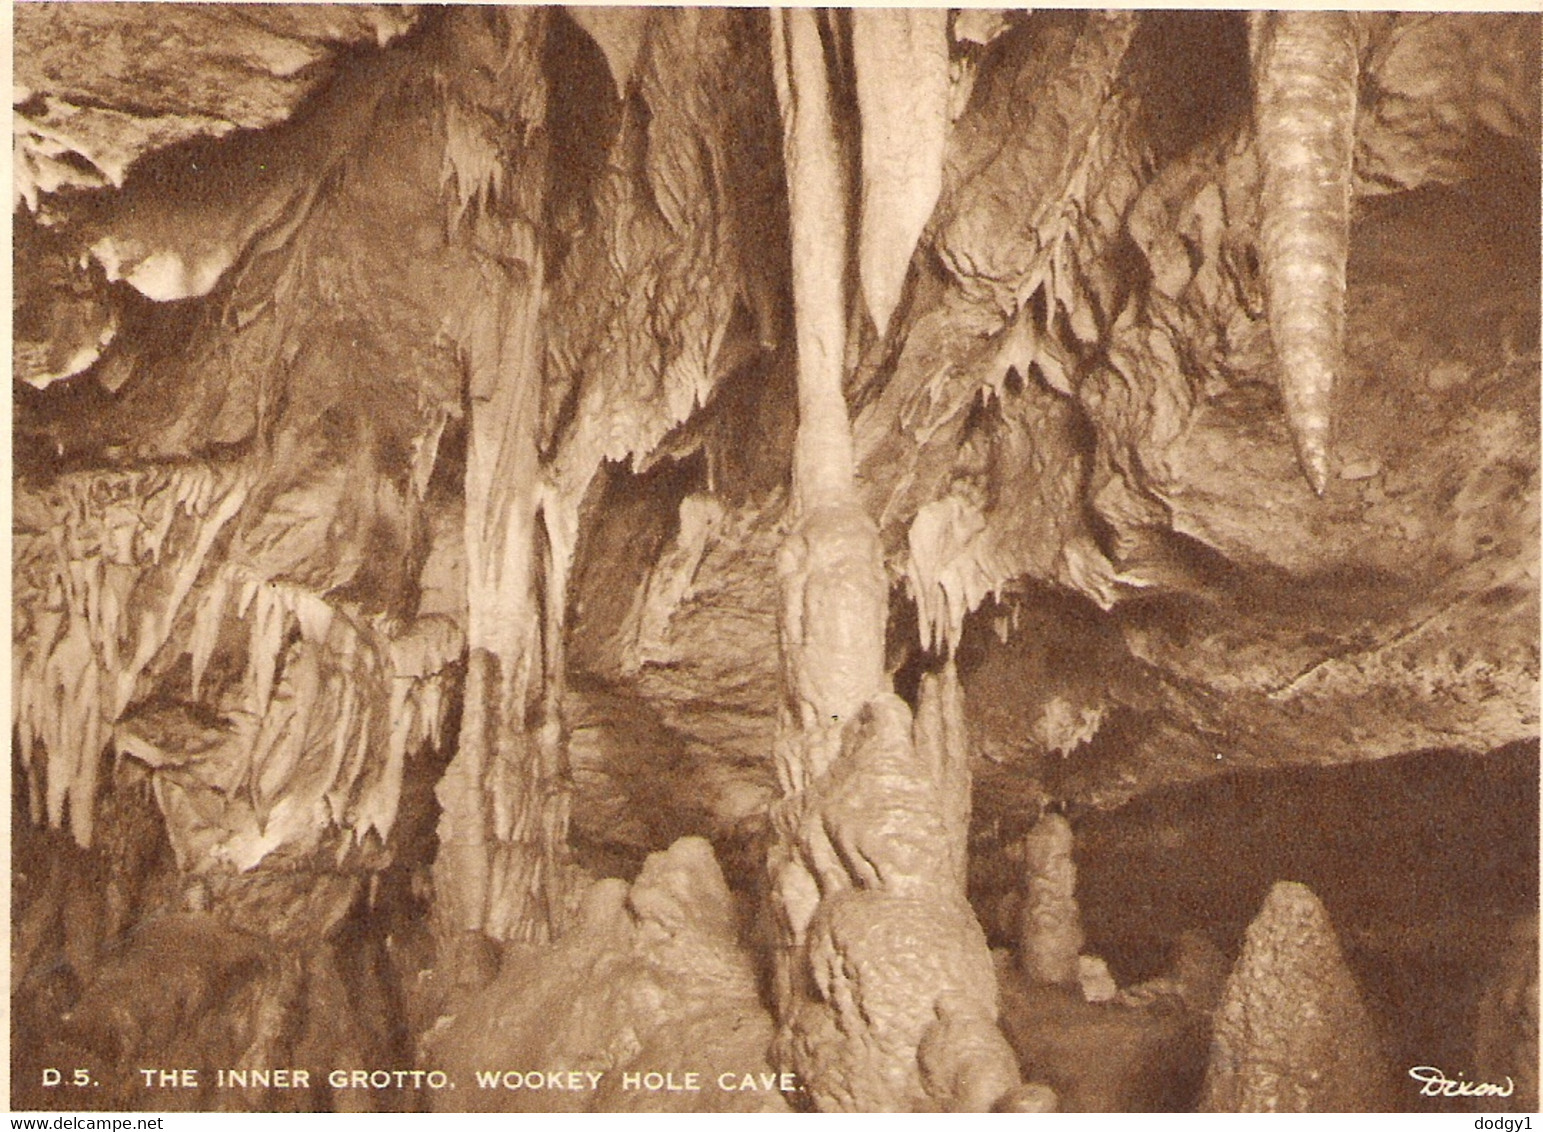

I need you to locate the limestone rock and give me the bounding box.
[7,9,1538,1118]
[997,949,1212,1112]
[1077,954,1118,1003]
[13,220,119,390]
[785,890,1005,1111]
[917,995,1023,1112]
[993,1081,1060,1112]
[428,837,788,1113]
[776,690,1019,1112]
[14,3,417,202]
[1474,915,1540,1113]
[1199,881,1396,1112]
[1117,929,1230,1014]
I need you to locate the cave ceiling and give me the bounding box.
[11,4,1540,863]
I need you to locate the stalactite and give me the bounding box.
[852,9,951,340]
[771,9,861,519]
[136,564,456,871]
[565,6,648,99]
[768,6,888,797]
[1249,11,1360,495]
[541,7,760,590]
[13,445,459,872]
[12,464,252,848]
[859,13,1145,652]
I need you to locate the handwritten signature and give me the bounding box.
[1409,1066,1515,1098]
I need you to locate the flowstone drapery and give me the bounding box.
[431,8,573,950]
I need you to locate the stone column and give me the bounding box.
[766,10,1019,1111]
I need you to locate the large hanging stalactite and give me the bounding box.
[1248,11,1361,496]
[852,9,951,341]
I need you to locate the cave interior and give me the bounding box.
[9,4,1541,1114]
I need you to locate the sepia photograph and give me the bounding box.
[9,3,1540,1114]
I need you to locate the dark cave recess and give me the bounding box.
[971,740,1540,1112]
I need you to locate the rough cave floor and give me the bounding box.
[12,740,1536,1113]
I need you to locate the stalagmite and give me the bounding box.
[1018,812,1084,987]
[917,993,1024,1112]
[1199,880,1396,1111]
[1250,12,1360,495]
[767,11,1018,1110]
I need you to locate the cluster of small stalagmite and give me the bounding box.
[9,5,1539,1115]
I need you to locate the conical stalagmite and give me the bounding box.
[1199,880,1396,1112]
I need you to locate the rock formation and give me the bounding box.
[762,11,1019,1108]
[771,685,1019,1110]
[1199,880,1397,1112]
[8,5,1538,1115]
[426,837,789,1113]
[1019,812,1084,987]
